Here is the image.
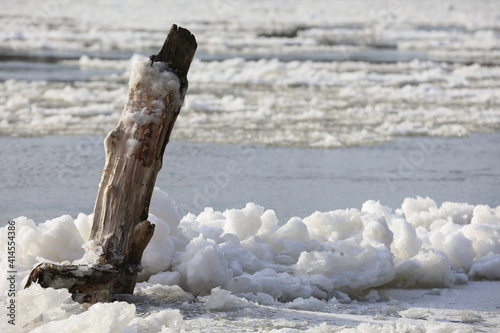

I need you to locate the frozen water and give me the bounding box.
[1,57,499,147]
[1,133,499,225]
[1,0,499,331]
[1,188,499,331]
[0,1,499,146]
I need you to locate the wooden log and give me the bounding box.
[25,24,197,303]
[25,263,120,303]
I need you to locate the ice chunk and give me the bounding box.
[73,240,103,265]
[204,287,250,310]
[240,268,283,300]
[402,196,438,216]
[135,283,193,303]
[173,235,232,295]
[362,218,393,248]
[401,196,439,228]
[461,223,500,258]
[18,284,72,329]
[220,242,265,273]
[399,307,428,319]
[223,203,264,241]
[227,274,262,294]
[31,302,135,333]
[74,213,92,241]
[273,217,309,244]
[284,297,326,311]
[147,271,181,286]
[124,309,183,333]
[256,209,279,239]
[469,253,500,279]
[149,187,182,232]
[296,244,395,292]
[471,205,498,225]
[138,214,174,281]
[442,231,475,270]
[12,215,85,269]
[439,202,474,225]
[388,217,422,260]
[302,209,363,242]
[393,251,455,288]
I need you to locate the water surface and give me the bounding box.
[1,133,498,225]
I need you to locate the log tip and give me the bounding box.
[152,24,198,82]
[170,24,198,49]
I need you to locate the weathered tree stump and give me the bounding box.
[25,263,120,303]
[25,24,197,303]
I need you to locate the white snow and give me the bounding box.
[1,188,499,331]
[121,58,181,130]
[125,138,140,158]
[127,60,180,99]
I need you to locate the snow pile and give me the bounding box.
[1,188,499,331]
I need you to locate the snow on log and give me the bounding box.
[25,24,197,303]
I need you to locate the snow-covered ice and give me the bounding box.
[1,188,499,332]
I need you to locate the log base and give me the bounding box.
[25,263,120,303]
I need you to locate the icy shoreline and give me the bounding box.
[1,187,499,331]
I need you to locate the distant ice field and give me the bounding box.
[1,55,499,148]
[1,0,499,148]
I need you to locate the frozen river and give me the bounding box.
[1,0,499,332]
[1,133,499,225]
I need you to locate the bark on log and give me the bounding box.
[25,263,120,304]
[25,24,197,303]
